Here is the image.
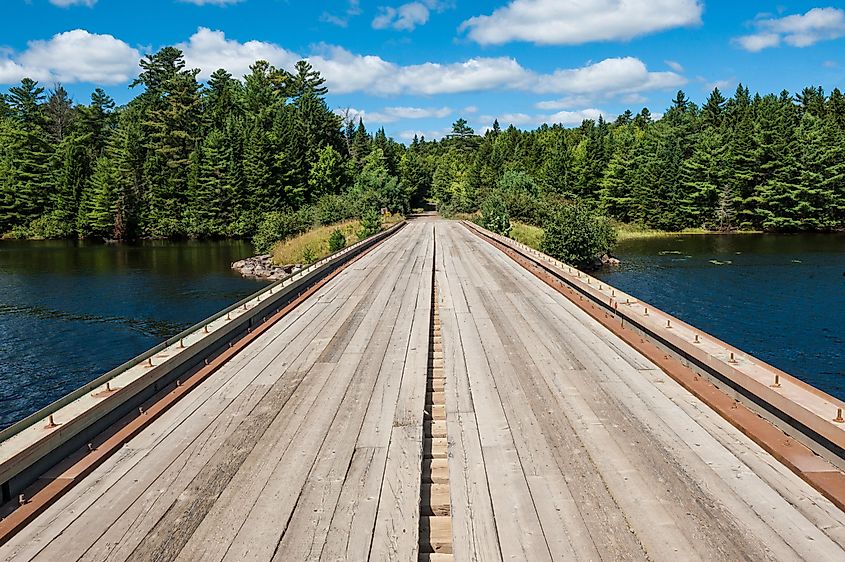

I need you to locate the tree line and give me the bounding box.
[0,48,414,242]
[2,51,844,244]
[421,85,845,232]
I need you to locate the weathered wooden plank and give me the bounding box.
[273,230,424,560]
[441,226,551,562]
[320,228,428,562]
[369,223,433,562]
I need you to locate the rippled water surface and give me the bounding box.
[595,234,845,400]
[0,239,268,428]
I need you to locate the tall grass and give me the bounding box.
[509,222,544,249]
[271,220,361,266]
[270,213,405,266]
[615,223,762,241]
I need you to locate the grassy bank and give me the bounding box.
[510,222,544,249]
[270,213,403,266]
[501,221,759,251]
[271,221,360,266]
[615,223,762,241]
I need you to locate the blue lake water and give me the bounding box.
[0,239,268,428]
[595,233,845,401]
[1,233,843,430]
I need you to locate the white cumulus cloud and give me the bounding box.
[372,3,430,31]
[735,7,845,52]
[535,57,685,96]
[308,45,532,95]
[178,0,244,5]
[482,108,610,128]
[177,28,298,80]
[0,29,140,84]
[49,0,97,6]
[0,27,685,104]
[461,0,702,45]
[338,106,452,124]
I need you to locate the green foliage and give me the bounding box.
[252,208,314,254]
[315,193,355,225]
[301,245,316,265]
[2,61,844,243]
[541,202,618,269]
[0,48,396,243]
[497,170,542,224]
[358,208,382,239]
[479,191,511,236]
[328,228,347,252]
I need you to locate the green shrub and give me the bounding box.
[252,208,314,254]
[227,210,262,238]
[541,202,617,269]
[13,211,76,239]
[358,208,382,239]
[479,192,511,236]
[315,194,355,226]
[301,245,316,264]
[328,228,347,252]
[498,170,542,223]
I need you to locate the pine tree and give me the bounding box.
[44,85,76,143]
[184,129,232,237]
[701,87,726,128]
[679,127,728,227]
[600,126,637,221]
[308,145,346,201]
[78,88,116,158]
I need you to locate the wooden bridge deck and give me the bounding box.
[2,219,844,561]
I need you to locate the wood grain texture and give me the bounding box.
[3,219,844,562]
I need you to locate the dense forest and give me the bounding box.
[421,85,845,232]
[1,46,844,246]
[0,47,413,244]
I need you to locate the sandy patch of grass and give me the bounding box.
[271,220,361,266]
[510,222,544,249]
[270,214,405,266]
[616,223,762,241]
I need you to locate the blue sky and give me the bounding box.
[2,0,844,140]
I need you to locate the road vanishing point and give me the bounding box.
[1,217,845,561]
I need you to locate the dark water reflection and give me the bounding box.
[0,239,268,428]
[595,234,845,400]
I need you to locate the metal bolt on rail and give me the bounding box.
[46,414,58,428]
[666,320,672,329]
[729,352,738,364]
[18,494,26,507]
[204,325,209,334]
[87,443,94,452]
[771,375,781,388]
[694,334,700,344]
[146,357,154,368]
[834,408,845,423]
[644,308,649,316]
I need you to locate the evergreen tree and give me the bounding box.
[679,127,728,227]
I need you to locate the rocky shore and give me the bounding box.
[231,254,301,281]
